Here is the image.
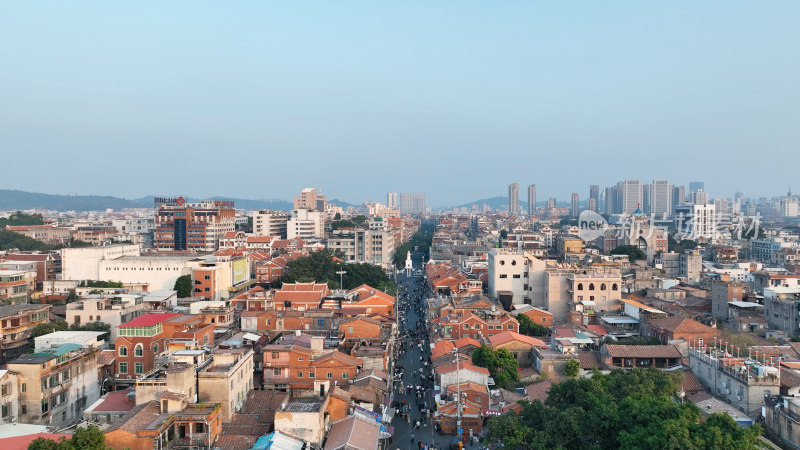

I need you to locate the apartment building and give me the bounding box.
[154,200,236,252]
[764,286,800,336]
[0,269,28,304]
[327,227,395,269]
[252,210,289,238]
[66,294,145,342]
[4,225,72,245]
[0,304,51,363]
[191,257,250,301]
[8,340,101,427]
[197,348,254,422]
[544,268,623,324]
[294,188,327,212]
[287,209,325,240]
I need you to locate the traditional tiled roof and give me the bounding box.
[488,331,547,348]
[604,345,682,358]
[524,379,553,402]
[437,361,490,375]
[431,340,456,359]
[648,316,717,334]
[454,337,482,350]
[578,352,602,370]
[323,414,381,450]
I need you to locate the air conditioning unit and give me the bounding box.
[721,382,727,388]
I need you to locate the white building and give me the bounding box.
[327,227,395,269]
[650,180,672,218]
[65,294,146,342]
[675,203,717,240]
[399,193,426,215]
[287,209,325,240]
[251,210,289,238]
[98,255,198,291]
[61,244,141,281]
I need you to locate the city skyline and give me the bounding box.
[2,2,799,206]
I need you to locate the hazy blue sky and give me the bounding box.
[1,2,798,207]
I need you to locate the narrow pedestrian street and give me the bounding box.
[389,251,449,450]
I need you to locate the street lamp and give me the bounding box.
[336,270,346,290]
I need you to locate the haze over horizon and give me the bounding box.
[1,2,798,206]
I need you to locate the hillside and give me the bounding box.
[0,189,147,212]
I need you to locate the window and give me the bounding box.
[118,346,128,357]
[196,423,204,433]
[342,373,348,379]
[577,283,583,291]
[473,324,481,330]
[499,274,508,279]
[348,327,354,334]
[463,324,469,330]
[309,372,315,378]
[204,335,209,345]
[508,324,515,330]
[41,400,49,414]
[600,284,606,290]
[297,371,303,378]
[134,363,144,374]
[271,352,279,360]
[327,372,333,379]
[589,283,595,291]
[119,362,128,374]
[513,274,521,279]
[21,405,26,415]
[318,319,325,327]
[21,383,26,393]
[1,384,7,396]
[134,344,143,357]
[153,344,159,354]
[612,284,618,291]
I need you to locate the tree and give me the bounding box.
[31,321,69,339]
[280,250,393,291]
[610,245,645,262]
[518,314,549,337]
[485,368,762,450]
[174,275,192,298]
[564,358,580,378]
[28,425,108,450]
[472,345,519,389]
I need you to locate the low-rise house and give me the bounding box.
[197,347,254,422]
[437,398,483,436]
[83,389,136,426]
[437,362,490,390]
[446,382,490,410]
[488,331,547,368]
[274,395,330,449]
[324,413,381,450]
[600,344,682,370]
[643,316,720,346]
[66,294,145,343]
[104,398,222,450]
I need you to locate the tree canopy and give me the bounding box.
[563,358,580,378]
[393,223,434,268]
[472,345,519,389]
[279,250,394,293]
[486,368,762,450]
[28,425,108,450]
[174,274,193,298]
[0,212,44,228]
[518,314,549,337]
[669,237,699,254]
[328,215,369,232]
[610,245,646,262]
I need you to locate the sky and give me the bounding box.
[1,1,798,208]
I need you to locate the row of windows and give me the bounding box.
[271,368,347,379]
[576,283,618,291]
[462,323,515,330]
[119,343,158,356]
[119,362,144,375]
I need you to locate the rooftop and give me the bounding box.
[118,312,180,328]
[282,397,325,413]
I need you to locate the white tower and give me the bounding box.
[405,251,413,275]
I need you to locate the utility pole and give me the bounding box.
[454,348,462,443]
[336,269,346,290]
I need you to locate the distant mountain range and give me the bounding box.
[0,190,358,212]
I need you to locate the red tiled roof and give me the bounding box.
[585,325,608,336]
[0,433,71,450]
[648,316,717,334]
[432,340,456,359]
[117,313,180,328]
[455,337,482,349]
[488,331,547,348]
[93,389,136,412]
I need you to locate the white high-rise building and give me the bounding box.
[675,203,717,240]
[252,210,289,239]
[387,192,398,209]
[527,185,537,216]
[650,180,673,218]
[398,193,426,215]
[287,209,325,240]
[621,179,643,214]
[508,183,519,215]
